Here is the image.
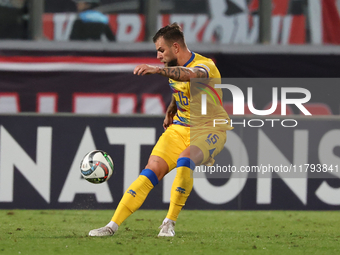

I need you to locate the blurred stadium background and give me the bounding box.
[0,0,340,211]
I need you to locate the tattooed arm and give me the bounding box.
[158,66,207,81]
[133,64,207,81]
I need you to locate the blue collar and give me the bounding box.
[183,52,195,67]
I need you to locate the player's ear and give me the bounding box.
[172,42,180,54]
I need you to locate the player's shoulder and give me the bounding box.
[192,52,220,77]
[193,52,214,64]
[193,52,216,67]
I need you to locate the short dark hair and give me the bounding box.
[153,23,186,47]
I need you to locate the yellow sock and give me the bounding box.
[111,169,158,226]
[166,157,195,221]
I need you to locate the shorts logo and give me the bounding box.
[176,187,186,194]
[127,189,136,197]
[209,148,216,156]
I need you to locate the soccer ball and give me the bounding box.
[80,150,114,184]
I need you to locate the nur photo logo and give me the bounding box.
[196,79,312,128]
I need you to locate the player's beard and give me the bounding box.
[165,58,178,67]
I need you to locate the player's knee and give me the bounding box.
[140,169,159,187]
[144,166,166,181]
[145,157,169,181]
[177,157,196,171]
[179,146,204,165]
[176,158,195,186]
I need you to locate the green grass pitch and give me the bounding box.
[1,210,339,255]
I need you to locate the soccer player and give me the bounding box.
[89,23,232,237]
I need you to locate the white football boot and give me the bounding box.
[89,226,115,237]
[158,221,175,237]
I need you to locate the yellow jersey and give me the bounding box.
[170,52,232,130]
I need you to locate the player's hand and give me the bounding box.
[163,114,173,130]
[133,64,160,76]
